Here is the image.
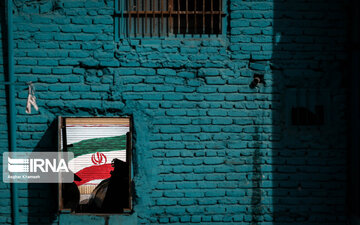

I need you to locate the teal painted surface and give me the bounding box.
[0,0,349,224]
[5,0,20,225]
[59,213,137,225]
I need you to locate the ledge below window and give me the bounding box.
[59,212,138,225]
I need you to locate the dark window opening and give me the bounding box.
[291,105,324,126]
[115,0,225,38]
[58,117,132,214]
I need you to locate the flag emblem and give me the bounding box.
[91,152,107,165]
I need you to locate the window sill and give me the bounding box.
[59,212,138,225]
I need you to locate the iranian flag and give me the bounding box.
[64,118,130,201]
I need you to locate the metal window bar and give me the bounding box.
[145,0,148,34]
[115,0,225,37]
[152,0,155,34]
[211,0,213,33]
[186,0,188,33]
[129,0,132,36]
[202,0,205,33]
[161,0,163,35]
[136,0,140,36]
[194,0,197,34]
[177,0,180,34]
[219,0,222,34]
[168,0,173,33]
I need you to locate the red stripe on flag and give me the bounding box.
[74,164,113,186]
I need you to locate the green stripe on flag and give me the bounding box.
[68,135,127,157]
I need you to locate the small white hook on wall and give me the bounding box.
[25,82,38,114]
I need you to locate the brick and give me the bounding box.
[39,76,58,83]
[204,190,225,197]
[135,68,156,76]
[17,42,38,49]
[15,66,31,73]
[82,42,102,50]
[71,17,92,25]
[83,26,103,33]
[181,47,198,54]
[17,59,37,65]
[59,59,79,66]
[207,109,227,116]
[143,93,163,100]
[32,67,51,74]
[63,1,84,8]
[205,77,226,85]
[85,1,105,8]
[34,33,53,40]
[53,16,70,25]
[39,42,59,49]
[166,109,186,116]
[48,85,69,92]
[38,59,58,66]
[69,51,89,58]
[27,50,47,57]
[164,77,184,85]
[184,191,204,198]
[94,51,112,59]
[160,126,181,134]
[47,50,68,57]
[198,68,220,76]
[158,69,176,76]
[79,59,98,67]
[74,34,96,41]
[182,126,201,133]
[93,16,113,24]
[31,16,52,24]
[197,87,217,93]
[61,25,82,33]
[52,67,72,75]
[164,94,183,101]
[60,76,81,83]
[54,34,75,41]
[212,118,233,125]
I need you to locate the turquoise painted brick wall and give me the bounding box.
[1,1,12,224]
[0,0,349,224]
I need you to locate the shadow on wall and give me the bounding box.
[28,120,58,225]
[270,0,349,224]
[1,2,58,224]
[250,127,263,225]
[0,1,7,75]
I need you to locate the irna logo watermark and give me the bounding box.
[3,152,74,183]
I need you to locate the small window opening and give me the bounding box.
[291,105,324,125]
[58,117,132,214]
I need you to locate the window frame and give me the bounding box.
[58,116,133,214]
[114,0,227,40]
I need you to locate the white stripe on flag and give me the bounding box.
[68,150,126,173]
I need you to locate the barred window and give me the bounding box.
[115,0,226,38]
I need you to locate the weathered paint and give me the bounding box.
[0,0,349,224]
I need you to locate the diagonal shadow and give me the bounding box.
[271,0,350,224]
